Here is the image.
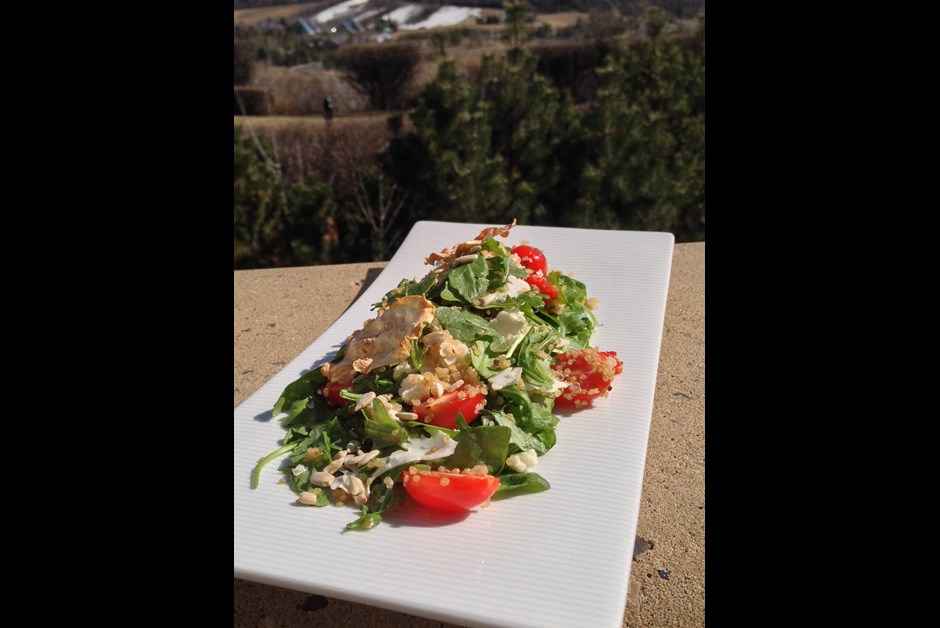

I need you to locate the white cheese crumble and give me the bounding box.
[505,448,538,473]
[505,274,534,298]
[291,464,307,477]
[490,308,529,340]
[490,366,523,391]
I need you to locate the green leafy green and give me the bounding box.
[493,472,551,498]
[408,338,427,370]
[287,466,311,492]
[435,306,499,342]
[445,254,490,303]
[488,410,551,455]
[486,255,511,291]
[304,490,330,507]
[272,367,327,417]
[374,274,438,308]
[352,371,398,397]
[364,398,409,446]
[469,339,501,378]
[515,326,559,388]
[444,424,511,474]
[250,442,295,489]
[405,421,459,439]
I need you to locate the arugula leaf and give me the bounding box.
[347,510,384,531]
[352,371,398,397]
[445,255,490,303]
[486,255,511,291]
[445,424,511,474]
[347,463,407,530]
[280,398,312,427]
[283,426,309,445]
[481,237,502,254]
[250,442,295,489]
[273,367,327,417]
[287,465,311,493]
[515,326,559,388]
[498,386,559,431]
[408,338,427,370]
[374,274,438,308]
[489,410,552,455]
[557,309,596,348]
[405,421,459,439]
[303,490,330,507]
[286,417,355,466]
[493,472,551,498]
[545,271,597,347]
[364,398,409,446]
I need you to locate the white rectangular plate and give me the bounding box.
[234,221,675,628]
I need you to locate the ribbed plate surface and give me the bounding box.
[234,222,674,628]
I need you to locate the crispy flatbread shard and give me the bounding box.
[328,295,436,384]
[473,220,516,242]
[424,220,517,268]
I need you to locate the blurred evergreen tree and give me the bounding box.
[576,8,705,237]
[382,58,506,223]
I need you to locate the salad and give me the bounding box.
[251,221,624,530]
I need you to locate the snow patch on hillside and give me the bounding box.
[385,4,423,25]
[314,0,370,24]
[399,6,482,31]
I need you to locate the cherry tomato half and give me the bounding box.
[552,349,624,408]
[510,245,548,277]
[322,382,353,407]
[402,468,500,512]
[411,389,485,430]
[523,274,558,305]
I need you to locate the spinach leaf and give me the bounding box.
[493,472,551,498]
[435,306,500,343]
[445,424,510,474]
[445,255,490,303]
[469,340,501,378]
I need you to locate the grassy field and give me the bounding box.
[534,12,588,30]
[235,112,394,129]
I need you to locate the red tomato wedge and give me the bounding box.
[523,274,558,305]
[510,245,548,277]
[411,389,485,430]
[552,348,624,408]
[402,468,500,513]
[322,382,353,407]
